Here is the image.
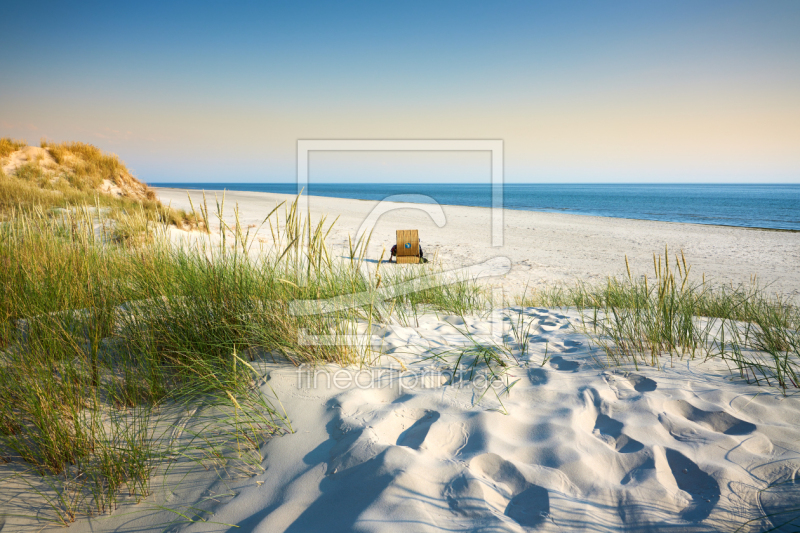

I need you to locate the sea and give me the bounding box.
[150,183,800,231]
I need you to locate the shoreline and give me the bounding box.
[149,184,800,233]
[154,186,800,302]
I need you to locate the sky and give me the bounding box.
[1,1,799,184]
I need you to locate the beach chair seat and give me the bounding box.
[395,229,420,264]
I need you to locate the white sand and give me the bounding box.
[12,308,796,532]
[3,187,799,532]
[178,308,800,532]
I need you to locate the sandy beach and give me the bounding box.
[2,186,799,533]
[156,187,800,302]
[139,186,797,532]
[6,309,800,532]
[181,310,800,533]
[4,0,800,530]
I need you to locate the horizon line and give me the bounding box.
[147,181,800,185]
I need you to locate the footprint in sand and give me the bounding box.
[664,448,721,522]
[326,404,468,476]
[322,405,426,475]
[371,408,435,447]
[538,319,570,332]
[579,388,643,453]
[549,355,580,372]
[665,400,756,436]
[602,371,657,399]
[621,447,720,523]
[445,473,495,518]
[395,410,440,450]
[592,413,644,453]
[446,453,550,528]
[322,407,376,476]
[527,367,549,385]
[562,339,583,353]
[627,373,657,392]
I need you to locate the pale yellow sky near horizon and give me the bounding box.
[4,91,797,183]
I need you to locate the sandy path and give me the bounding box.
[10,307,800,533]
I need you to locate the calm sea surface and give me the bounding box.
[151,183,800,231]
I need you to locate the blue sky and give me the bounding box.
[1,1,799,183]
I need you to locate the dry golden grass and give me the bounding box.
[0,138,27,158]
[40,139,149,198]
[0,173,65,212]
[0,137,196,229]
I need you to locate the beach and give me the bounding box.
[4,1,799,529]
[4,0,800,529]
[142,186,797,532]
[182,312,800,533]
[156,187,800,302]
[170,310,800,533]
[3,186,799,533]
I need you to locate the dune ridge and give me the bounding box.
[0,138,154,202]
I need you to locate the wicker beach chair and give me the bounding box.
[394,229,421,264]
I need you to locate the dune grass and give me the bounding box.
[516,247,799,392]
[0,208,294,523]
[2,176,797,527]
[0,138,27,159]
[40,140,134,193]
[0,192,488,525]
[0,138,199,230]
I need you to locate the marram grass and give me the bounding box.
[0,194,485,525]
[0,137,200,229]
[517,247,799,392]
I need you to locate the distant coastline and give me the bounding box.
[150,183,800,232]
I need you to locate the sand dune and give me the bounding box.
[174,308,800,532]
[5,187,797,532]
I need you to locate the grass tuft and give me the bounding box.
[0,138,27,158]
[517,249,799,391]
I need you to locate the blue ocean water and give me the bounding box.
[151,183,800,231]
